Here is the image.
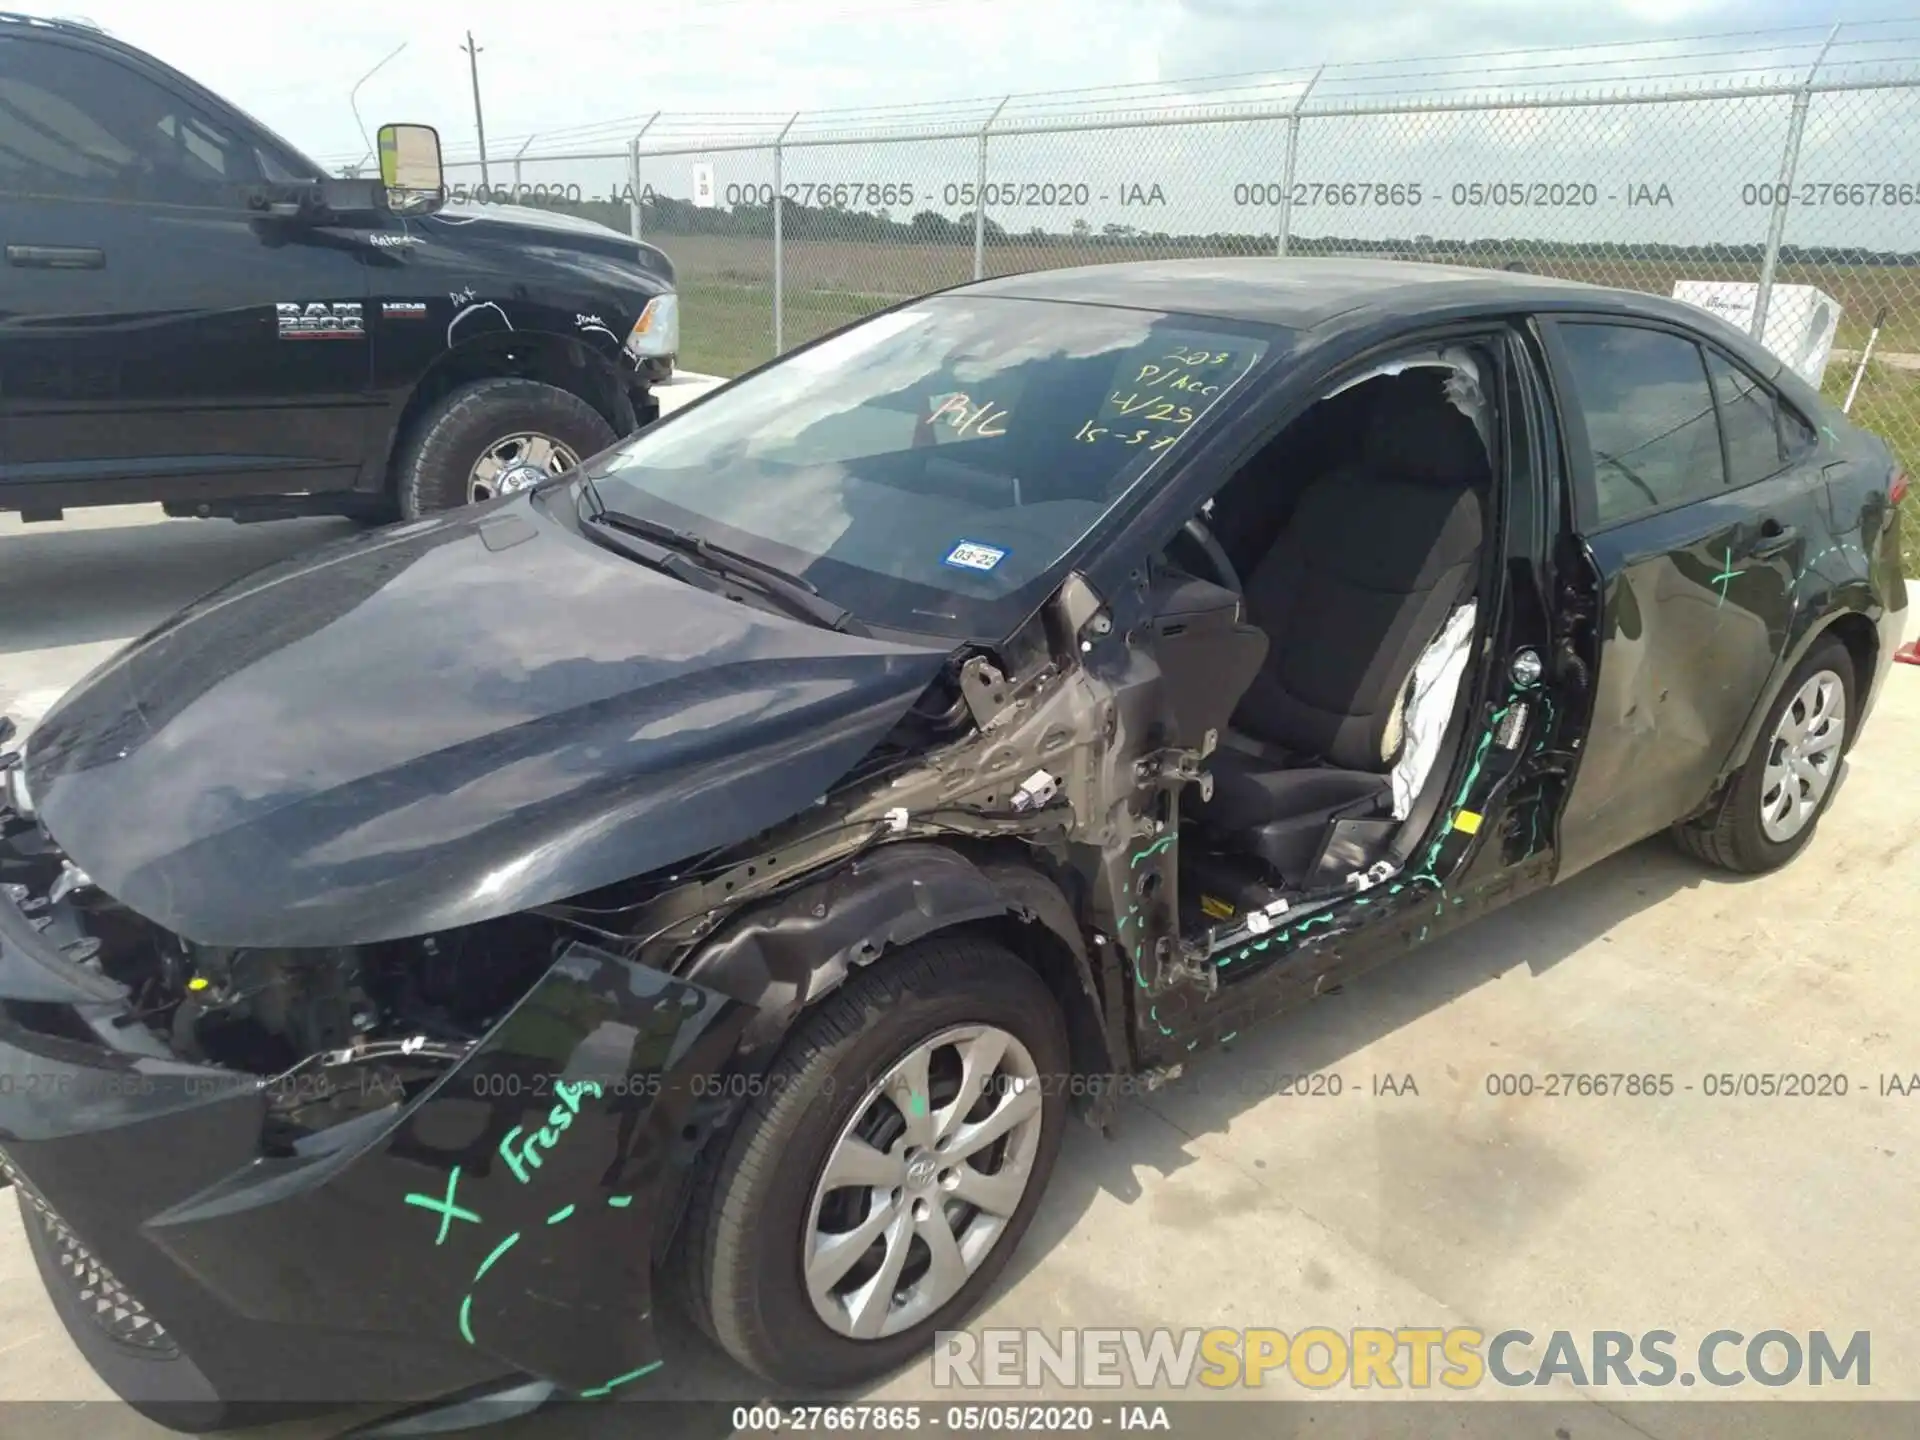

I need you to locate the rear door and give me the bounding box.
[0,32,377,509]
[1544,315,1824,877]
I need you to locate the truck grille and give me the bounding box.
[0,1148,179,1355]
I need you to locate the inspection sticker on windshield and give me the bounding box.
[943,540,1007,573]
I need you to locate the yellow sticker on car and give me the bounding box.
[1453,810,1483,835]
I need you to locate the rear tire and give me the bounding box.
[673,934,1068,1391]
[393,377,615,519]
[1672,635,1855,874]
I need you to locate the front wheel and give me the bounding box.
[393,377,616,519]
[1673,635,1855,873]
[674,934,1068,1391]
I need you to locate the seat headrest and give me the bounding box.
[1360,377,1488,485]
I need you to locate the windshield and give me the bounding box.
[585,295,1276,639]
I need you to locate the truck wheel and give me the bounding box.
[394,377,615,519]
[675,934,1068,1391]
[1672,634,1855,873]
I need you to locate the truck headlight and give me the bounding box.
[623,294,678,361]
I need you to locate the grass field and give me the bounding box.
[1823,362,1920,578]
[677,281,893,379]
[662,231,1920,347]
[667,231,1917,577]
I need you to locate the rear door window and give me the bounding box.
[0,37,262,205]
[1555,322,1725,526]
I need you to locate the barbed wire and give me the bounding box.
[313,16,1920,166]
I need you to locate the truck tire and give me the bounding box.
[673,934,1068,1392]
[1672,634,1855,874]
[394,377,615,519]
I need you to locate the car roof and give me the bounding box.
[958,256,1718,334]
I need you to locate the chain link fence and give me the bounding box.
[372,20,1920,558]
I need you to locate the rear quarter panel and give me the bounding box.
[1718,389,1906,781]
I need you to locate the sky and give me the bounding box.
[28,0,1907,163]
[21,1,1920,248]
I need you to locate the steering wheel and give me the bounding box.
[1177,516,1243,597]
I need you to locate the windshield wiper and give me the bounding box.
[585,506,863,634]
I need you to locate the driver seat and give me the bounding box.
[1191,377,1487,881]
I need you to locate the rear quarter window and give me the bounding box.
[1704,348,1787,488]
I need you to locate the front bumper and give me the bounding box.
[0,830,751,1419]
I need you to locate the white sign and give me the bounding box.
[1670,280,1843,390]
[691,163,716,209]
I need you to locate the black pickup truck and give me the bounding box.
[0,14,678,523]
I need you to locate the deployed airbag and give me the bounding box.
[1389,601,1477,820]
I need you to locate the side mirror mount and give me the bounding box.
[377,122,446,216]
[249,177,385,228]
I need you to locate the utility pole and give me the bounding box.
[460,30,490,190]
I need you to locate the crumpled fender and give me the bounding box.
[677,842,1112,1074]
[0,942,752,1404]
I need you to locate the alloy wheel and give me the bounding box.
[803,1024,1045,1340]
[1759,667,1847,843]
[467,432,581,503]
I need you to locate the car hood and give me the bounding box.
[21,487,951,948]
[425,202,675,285]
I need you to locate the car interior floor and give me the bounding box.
[1173,355,1502,949]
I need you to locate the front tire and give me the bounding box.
[675,935,1068,1391]
[393,377,615,519]
[1673,635,1855,873]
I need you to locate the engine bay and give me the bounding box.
[0,804,570,1152]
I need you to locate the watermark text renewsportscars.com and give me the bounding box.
[932,1327,1871,1391]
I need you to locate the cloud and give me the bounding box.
[42,0,1156,164]
[1149,0,1822,84]
[50,0,1896,166]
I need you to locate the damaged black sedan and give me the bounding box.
[0,258,1907,1431]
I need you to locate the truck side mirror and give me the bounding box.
[377,123,446,215]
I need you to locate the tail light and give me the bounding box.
[1892,469,1910,506]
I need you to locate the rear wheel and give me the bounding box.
[1673,635,1854,873]
[674,935,1068,1390]
[393,377,615,519]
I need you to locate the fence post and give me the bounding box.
[628,113,659,241]
[1753,24,1840,342]
[1275,64,1324,258]
[773,113,799,355]
[511,135,534,199]
[975,97,1010,280]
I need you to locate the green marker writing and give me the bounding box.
[499,1079,604,1183]
[403,1166,480,1244]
